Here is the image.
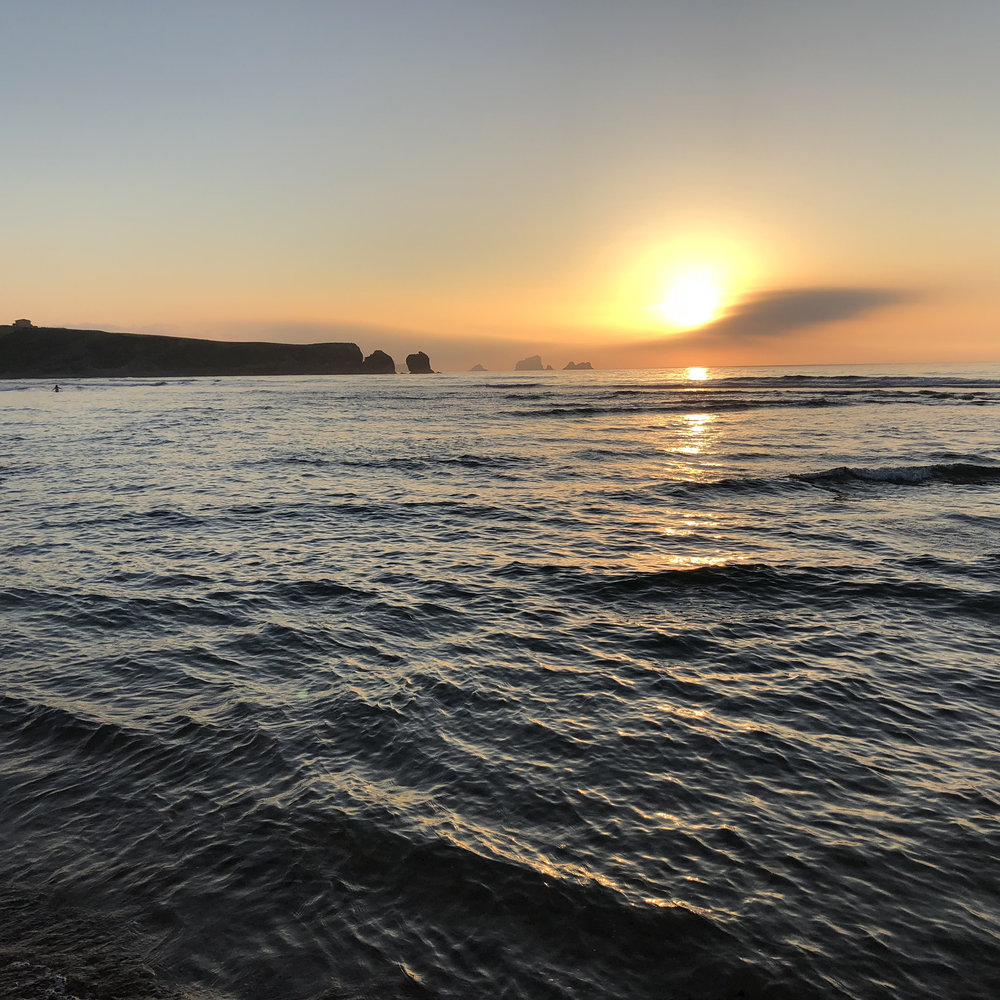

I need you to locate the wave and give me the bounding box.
[644,461,1000,499]
[492,559,999,622]
[256,453,530,472]
[0,675,745,999]
[715,373,1000,390]
[482,381,544,389]
[0,584,250,633]
[632,372,1000,391]
[339,453,530,471]
[507,395,850,418]
[506,390,1000,418]
[795,462,1000,487]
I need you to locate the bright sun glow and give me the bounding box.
[655,270,725,328]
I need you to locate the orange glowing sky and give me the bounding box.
[3,2,998,371]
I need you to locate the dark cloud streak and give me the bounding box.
[674,286,915,346]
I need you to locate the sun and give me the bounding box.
[654,269,724,328]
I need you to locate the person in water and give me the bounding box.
[53,385,60,392]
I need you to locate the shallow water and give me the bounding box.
[2,364,999,999]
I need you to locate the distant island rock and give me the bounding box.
[469,363,487,371]
[405,351,433,374]
[0,324,403,378]
[515,354,543,371]
[563,361,593,370]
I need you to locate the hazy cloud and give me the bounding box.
[208,320,430,346]
[202,320,502,371]
[676,286,915,346]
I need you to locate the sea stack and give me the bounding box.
[515,354,543,371]
[406,351,433,373]
[360,350,396,373]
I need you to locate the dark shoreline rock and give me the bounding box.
[0,326,398,378]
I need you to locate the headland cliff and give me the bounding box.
[0,324,397,378]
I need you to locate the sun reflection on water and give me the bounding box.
[677,413,716,456]
[661,553,742,569]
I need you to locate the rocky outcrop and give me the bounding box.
[0,325,399,378]
[515,354,543,371]
[360,349,396,374]
[405,351,433,373]
[469,363,487,371]
[563,361,593,370]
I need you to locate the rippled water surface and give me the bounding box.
[2,365,999,999]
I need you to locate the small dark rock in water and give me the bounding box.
[405,351,433,374]
[515,355,543,371]
[469,363,487,371]
[360,350,395,374]
[563,361,593,370]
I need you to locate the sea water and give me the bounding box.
[1,365,998,999]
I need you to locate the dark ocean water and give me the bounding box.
[2,364,998,1000]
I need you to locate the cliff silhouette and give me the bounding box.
[0,325,397,378]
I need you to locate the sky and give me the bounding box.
[3,0,998,371]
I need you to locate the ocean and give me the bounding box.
[1,364,998,1000]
